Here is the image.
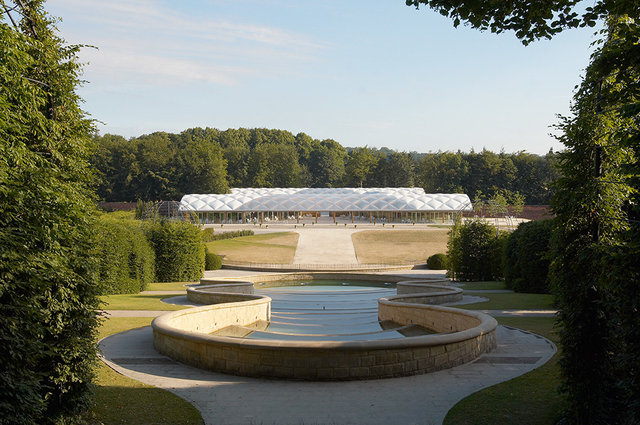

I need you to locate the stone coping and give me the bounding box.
[200,272,451,285]
[152,279,497,379]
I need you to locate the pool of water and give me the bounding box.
[211,281,435,342]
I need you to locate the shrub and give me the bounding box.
[145,220,205,282]
[427,253,448,270]
[208,230,254,241]
[95,217,155,294]
[205,248,223,270]
[201,227,215,242]
[0,8,101,423]
[504,220,553,293]
[447,219,505,281]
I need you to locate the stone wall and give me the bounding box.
[152,281,496,380]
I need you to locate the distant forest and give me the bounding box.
[92,127,559,204]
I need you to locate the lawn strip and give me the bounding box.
[92,317,203,424]
[444,317,563,425]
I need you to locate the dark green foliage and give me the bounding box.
[134,199,156,219]
[426,253,448,270]
[207,230,254,241]
[95,217,155,294]
[201,227,215,242]
[406,0,639,45]
[0,3,101,423]
[205,249,223,270]
[447,219,505,281]
[503,220,553,293]
[92,126,558,204]
[550,18,640,424]
[145,221,205,282]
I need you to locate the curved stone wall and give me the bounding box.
[395,281,463,304]
[152,278,496,380]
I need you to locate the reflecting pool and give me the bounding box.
[211,280,435,341]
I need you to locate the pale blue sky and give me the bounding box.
[48,0,598,154]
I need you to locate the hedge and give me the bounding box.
[504,219,553,293]
[202,229,254,242]
[94,217,155,294]
[205,248,223,270]
[447,219,506,281]
[145,220,205,282]
[427,253,448,270]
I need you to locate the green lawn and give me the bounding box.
[458,281,508,290]
[92,317,203,424]
[351,229,449,264]
[444,316,563,425]
[100,294,188,311]
[205,231,298,264]
[457,292,554,310]
[146,281,195,291]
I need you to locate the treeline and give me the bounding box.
[92,127,558,204]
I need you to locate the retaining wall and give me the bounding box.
[152,281,496,380]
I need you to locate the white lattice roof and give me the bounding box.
[179,188,472,212]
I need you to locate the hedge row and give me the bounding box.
[145,221,205,283]
[94,217,207,293]
[95,217,155,294]
[447,219,507,281]
[444,219,553,293]
[202,228,254,242]
[504,220,553,293]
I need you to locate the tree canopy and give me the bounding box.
[92,127,558,204]
[406,0,639,44]
[1,1,101,422]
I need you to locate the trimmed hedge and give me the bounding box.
[504,219,553,293]
[202,229,254,241]
[145,220,205,282]
[205,249,223,270]
[95,217,155,294]
[427,253,448,270]
[447,219,507,281]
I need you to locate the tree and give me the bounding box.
[176,134,228,194]
[406,0,639,45]
[408,3,639,423]
[308,139,346,187]
[0,2,101,423]
[345,146,378,187]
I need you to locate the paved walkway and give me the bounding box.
[293,228,359,264]
[100,325,555,425]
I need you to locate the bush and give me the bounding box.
[201,227,215,242]
[205,249,223,270]
[447,219,505,281]
[208,229,254,241]
[0,9,101,423]
[145,220,205,282]
[504,220,553,293]
[95,217,155,294]
[427,253,448,270]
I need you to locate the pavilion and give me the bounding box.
[179,187,472,224]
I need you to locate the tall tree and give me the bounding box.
[345,146,378,187]
[408,1,639,423]
[1,2,101,423]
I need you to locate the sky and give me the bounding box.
[46,0,600,155]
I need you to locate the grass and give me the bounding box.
[100,294,188,311]
[146,281,195,291]
[205,231,299,264]
[457,292,554,310]
[92,317,203,424]
[458,281,508,290]
[444,316,563,425]
[351,229,449,264]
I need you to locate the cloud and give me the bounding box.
[49,0,323,85]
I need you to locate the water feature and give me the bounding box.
[211,280,435,341]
